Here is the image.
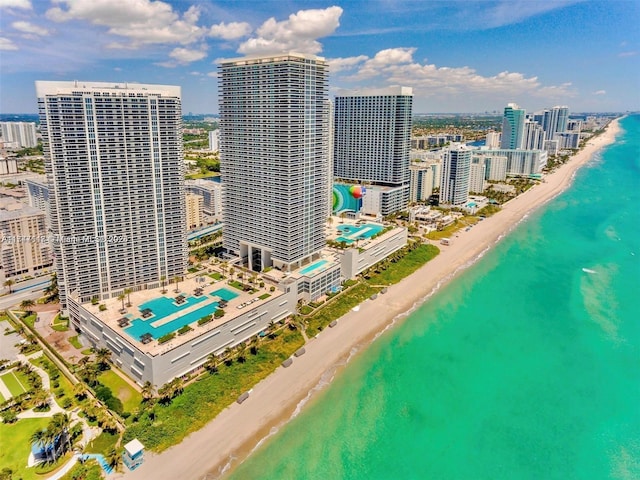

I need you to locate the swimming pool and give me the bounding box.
[124,288,239,341]
[81,454,113,474]
[299,259,329,276]
[335,223,384,244]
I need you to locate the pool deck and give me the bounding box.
[79,273,283,356]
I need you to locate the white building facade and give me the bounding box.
[440,144,471,205]
[333,87,413,216]
[0,122,37,148]
[36,81,187,313]
[219,53,329,272]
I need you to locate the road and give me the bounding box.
[0,275,51,310]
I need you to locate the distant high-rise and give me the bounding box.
[537,106,570,141]
[440,144,471,205]
[219,53,329,272]
[500,103,526,149]
[523,119,546,150]
[333,87,413,216]
[0,121,37,148]
[36,81,187,311]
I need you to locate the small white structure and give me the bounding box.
[123,438,145,471]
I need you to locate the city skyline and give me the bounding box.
[1,1,639,114]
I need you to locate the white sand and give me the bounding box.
[122,118,622,480]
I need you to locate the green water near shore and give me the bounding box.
[228,116,640,480]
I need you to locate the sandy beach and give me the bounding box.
[122,118,621,480]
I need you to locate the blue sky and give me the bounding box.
[1,0,638,113]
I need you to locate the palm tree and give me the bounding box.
[173,276,181,293]
[32,389,49,409]
[4,279,15,293]
[106,448,121,471]
[236,342,247,363]
[51,412,72,452]
[73,382,87,400]
[117,293,126,311]
[141,381,154,402]
[204,354,220,374]
[95,348,111,370]
[31,429,50,463]
[100,414,118,433]
[20,299,35,315]
[124,288,133,307]
[160,275,167,294]
[170,377,184,397]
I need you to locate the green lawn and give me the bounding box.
[60,458,103,480]
[208,272,223,280]
[258,293,271,300]
[68,335,82,349]
[305,243,440,337]
[0,417,50,480]
[124,327,304,451]
[85,431,119,456]
[51,315,69,332]
[22,314,37,328]
[1,370,28,397]
[98,369,142,413]
[228,280,245,291]
[0,390,5,402]
[425,216,478,240]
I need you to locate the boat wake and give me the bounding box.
[582,267,597,274]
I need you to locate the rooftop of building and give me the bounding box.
[0,202,44,220]
[219,51,326,65]
[335,86,413,97]
[35,80,181,98]
[75,269,284,357]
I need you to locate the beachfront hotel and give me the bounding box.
[218,53,330,272]
[333,87,413,216]
[501,103,526,149]
[440,144,472,206]
[0,121,38,149]
[36,81,187,313]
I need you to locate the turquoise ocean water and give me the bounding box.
[228,116,640,480]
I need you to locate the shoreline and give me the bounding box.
[122,117,622,480]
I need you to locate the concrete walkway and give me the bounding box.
[16,351,65,419]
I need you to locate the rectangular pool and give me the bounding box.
[123,288,240,341]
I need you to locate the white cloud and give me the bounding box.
[169,46,207,63]
[328,55,368,73]
[618,51,638,58]
[238,6,342,55]
[0,0,32,9]
[207,71,219,78]
[209,21,252,40]
[593,90,606,95]
[46,0,204,47]
[342,47,574,100]
[12,21,50,36]
[0,36,19,50]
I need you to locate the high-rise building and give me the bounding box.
[485,131,501,149]
[0,122,37,148]
[469,158,486,194]
[219,53,329,272]
[536,106,570,141]
[473,153,508,181]
[0,203,52,280]
[333,87,413,216]
[440,144,471,205]
[208,129,219,152]
[36,81,187,312]
[500,103,526,149]
[185,179,222,219]
[185,193,203,230]
[410,161,440,202]
[523,119,546,150]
